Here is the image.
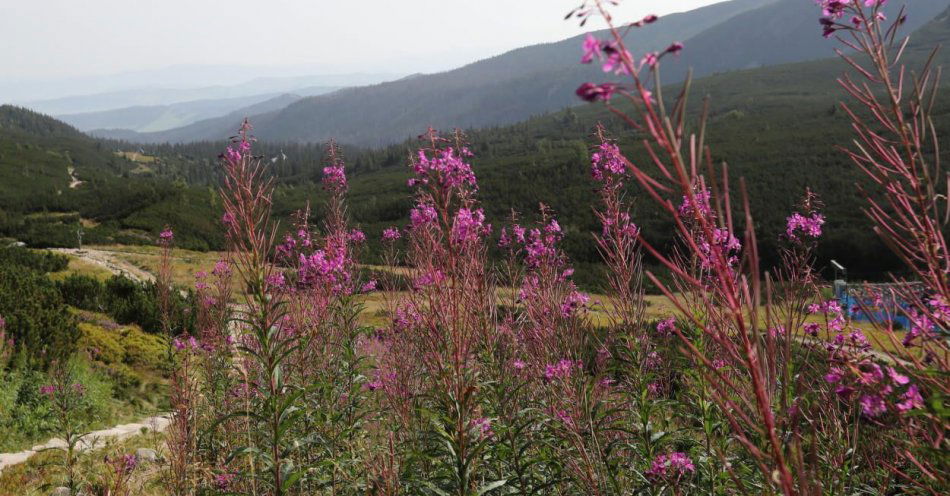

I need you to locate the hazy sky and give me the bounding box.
[2,0,719,82]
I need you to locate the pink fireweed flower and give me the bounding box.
[39,385,57,396]
[409,146,477,191]
[631,14,659,27]
[410,203,438,228]
[665,41,684,55]
[361,280,377,293]
[590,141,626,181]
[825,367,844,383]
[644,351,662,370]
[543,359,579,382]
[645,452,695,480]
[896,384,923,412]
[349,229,366,244]
[122,453,138,472]
[575,82,617,102]
[858,361,884,385]
[214,472,236,490]
[887,367,910,386]
[414,269,446,289]
[640,51,659,68]
[221,212,235,227]
[498,227,511,248]
[450,208,489,245]
[560,289,589,317]
[265,272,285,289]
[298,249,349,290]
[322,164,347,191]
[859,394,887,418]
[601,43,632,74]
[470,417,493,439]
[512,359,526,371]
[512,225,526,244]
[224,146,242,163]
[785,212,825,241]
[656,317,676,337]
[212,259,230,276]
[159,228,174,241]
[677,189,713,219]
[580,33,602,64]
[382,227,401,241]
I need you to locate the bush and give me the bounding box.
[0,263,77,368]
[78,322,125,364]
[0,246,69,273]
[58,273,196,336]
[58,274,106,310]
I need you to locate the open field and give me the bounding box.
[53,246,902,355]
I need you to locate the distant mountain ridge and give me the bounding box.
[97,0,950,147]
[89,93,305,142]
[57,91,324,133]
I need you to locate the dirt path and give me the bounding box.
[0,415,169,473]
[67,166,84,189]
[52,248,155,283]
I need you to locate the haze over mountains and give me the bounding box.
[4,69,400,112]
[2,1,950,278]
[83,0,950,147]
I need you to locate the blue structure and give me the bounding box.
[834,280,914,329]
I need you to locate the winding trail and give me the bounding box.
[0,416,170,473]
[52,247,155,283]
[67,166,84,189]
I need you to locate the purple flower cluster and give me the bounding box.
[575,15,683,102]
[410,203,438,229]
[544,359,581,382]
[223,139,251,163]
[522,220,562,268]
[408,147,477,191]
[575,82,616,102]
[645,452,695,480]
[450,208,490,246]
[214,472,237,490]
[590,141,626,181]
[656,317,676,337]
[470,417,493,439]
[826,361,923,417]
[817,0,888,37]
[786,212,825,241]
[560,290,590,317]
[322,163,347,192]
[677,189,713,219]
[382,227,402,241]
[298,246,351,292]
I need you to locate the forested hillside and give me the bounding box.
[97,0,950,146]
[5,6,950,286]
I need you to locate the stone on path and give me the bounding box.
[135,447,158,463]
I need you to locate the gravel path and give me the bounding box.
[52,247,155,283]
[0,415,169,473]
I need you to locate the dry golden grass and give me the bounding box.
[91,244,229,289]
[48,254,115,282]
